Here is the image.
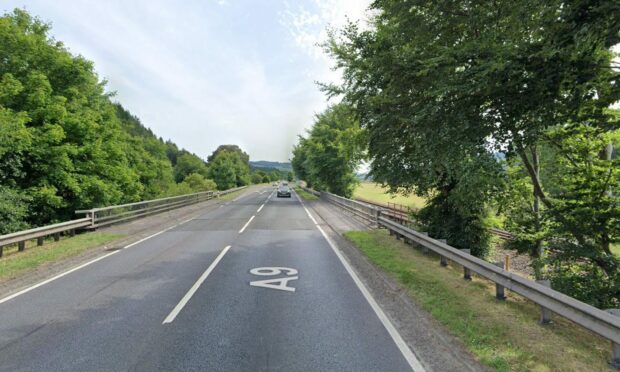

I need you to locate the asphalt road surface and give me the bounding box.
[0,187,423,371]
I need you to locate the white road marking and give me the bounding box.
[0,219,191,305]
[0,250,120,305]
[250,276,298,292]
[238,215,255,234]
[257,204,265,213]
[293,190,318,224]
[249,267,298,292]
[162,245,231,324]
[297,197,425,372]
[250,267,298,276]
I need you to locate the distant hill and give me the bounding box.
[249,161,292,172]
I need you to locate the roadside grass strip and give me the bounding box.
[219,189,246,201]
[0,233,124,280]
[294,187,319,201]
[344,229,613,372]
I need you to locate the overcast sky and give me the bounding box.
[2,0,371,162]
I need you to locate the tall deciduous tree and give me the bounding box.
[292,103,364,198]
[326,0,619,304]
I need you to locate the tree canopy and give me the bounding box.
[321,0,619,306]
[0,9,245,233]
[292,103,364,198]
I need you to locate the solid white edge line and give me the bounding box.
[162,245,231,324]
[238,215,255,234]
[0,217,195,306]
[297,198,425,372]
[0,250,120,305]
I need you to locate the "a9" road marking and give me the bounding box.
[249,267,298,292]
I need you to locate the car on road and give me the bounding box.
[277,184,291,198]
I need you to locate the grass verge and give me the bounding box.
[344,229,613,371]
[219,189,246,201]
[0,232,123,280]
[294,187,319,201]
[353,182,426,209]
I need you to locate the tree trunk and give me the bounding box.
[530,146,545,280]
[599,142,613,255]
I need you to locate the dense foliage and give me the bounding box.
[0,10,249,233]
[319,1,619,306]
[292,103,364,198]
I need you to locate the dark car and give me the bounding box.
[277,185,291,198]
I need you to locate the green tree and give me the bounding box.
[325,0,619,302]
[181,173,217,192]
[207,144,249,165]
[251,173,264,184]
[0,9,221,232]
[292,103,364,198]
[207,150,239,190]
[173,152,208,183]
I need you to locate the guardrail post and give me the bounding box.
[37,237,44,246]
[0,246,3,257]
[87,211,95,228]
[69,229,75,237]
[606,309,620,369]
[439,239,448,266]
[460,249,472,280]
[18,241,25,252]
[420,232,429,254]
[53,233,60,242]
[494,261,506,300]
[536,280,553,324]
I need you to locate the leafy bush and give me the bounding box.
[417,190,492,258]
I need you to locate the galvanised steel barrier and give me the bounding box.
[0,218,91,257]
[0,186,246,257]
[76,186,246,228]
[305,186,620,367]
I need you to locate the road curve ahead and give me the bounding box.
[0,187,422,371]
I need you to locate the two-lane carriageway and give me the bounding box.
[0,187,423,371]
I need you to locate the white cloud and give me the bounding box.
[279,0,372,84]
[2,0,373,161]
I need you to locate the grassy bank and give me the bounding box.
[344,229,612,371]
[294,187,319,201]
[353,182,426,209]
[0,232,124,280]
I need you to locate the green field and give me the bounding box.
[345,230,613,371]
[0,233,123,280]
[353,182,426,210]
